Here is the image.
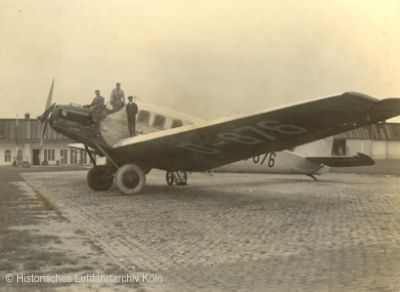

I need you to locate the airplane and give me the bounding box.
[70,138,375,184]
[38,80,400,195]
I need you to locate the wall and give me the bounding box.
[388,142,400,159]
[0,142,92,166]
[345,139,400,159]
[371,141,389,159]
[0,143,18,165]
[346,140,372,156]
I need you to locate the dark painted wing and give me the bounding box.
[113,92,400,171]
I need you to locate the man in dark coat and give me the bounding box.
[126,96,138,136]
[89,89,105,123]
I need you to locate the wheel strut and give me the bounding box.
[166,171,188,186]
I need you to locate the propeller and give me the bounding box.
[38,79,56,164]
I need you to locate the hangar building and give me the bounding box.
[333,123,400,159]
[0,114,91,166]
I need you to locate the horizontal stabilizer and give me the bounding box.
[306,153,375,167]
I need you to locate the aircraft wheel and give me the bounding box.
[115,164,146,195]
[87,165,113,191]
[166,171,174,186]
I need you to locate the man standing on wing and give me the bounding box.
[110,82,125,112]
[89,89,105,123]
[126,95,138,136]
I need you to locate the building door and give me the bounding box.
[32,149,40,165]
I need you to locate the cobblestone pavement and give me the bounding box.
[21,171,400,291]
[0,167,141,292]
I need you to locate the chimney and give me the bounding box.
[24,113,30,119]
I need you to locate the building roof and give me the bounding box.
[0,118,71,142]
[334,123,400,141]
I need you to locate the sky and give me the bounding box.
[1,0,400,121]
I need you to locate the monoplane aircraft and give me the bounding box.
[38,81,400,194]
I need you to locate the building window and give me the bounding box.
[79,150,87,164]
[9,121,14,139]
[36,122,41,140]
[44,149,55,161]
[137,110,151,125]
[0,121,5,139]
[332,139,347,156]
[171,119,183,128]
[16,120,29,140]
[152,114,166,129]
[4,121,10,139]
[31,122,39,140]
[4,150,11,162]
[71,149,77,164]
[60,149,68,164]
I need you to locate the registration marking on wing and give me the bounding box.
[177,120,308,155]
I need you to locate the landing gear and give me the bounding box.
[306,164,325,181]
[88,143,147,195]
[166,171,188,186]
[87,165,114,191]
[115,164,146,195]
[306,173,318,181]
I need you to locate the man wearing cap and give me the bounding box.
[110,82,126,112]
[126,96,138,136]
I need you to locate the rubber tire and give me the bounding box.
[115,164,146,195]
[87,165,113,191]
